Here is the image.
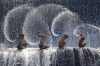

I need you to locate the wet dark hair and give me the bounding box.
[63,34,68,38]
[19,34,24,37]
[82,37,85,40]
[39,34,46,38]
[41,35,46,38]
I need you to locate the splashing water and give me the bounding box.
[1,2,100,66]
[0,48,99,66]
[94,59,100,66]
[51,10,80,46]
[22,4,68,46]
[23,9,51,45]
[22,4,69,46]
[4,4,33,42]
[73,24,100,48]
[34,4,68,27]
[51,11,79,36]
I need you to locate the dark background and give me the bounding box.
[0,0,100,46]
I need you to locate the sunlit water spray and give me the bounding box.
[73,24,100,48]
[34,4,68,27]
[22,4,69,46]
[1,3,100,66]
[4,4,33,42]
[51,10,81,47]
[22,9,51,46]
[0,48,99,66]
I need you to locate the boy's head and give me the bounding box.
[81,37,85,40]
[41,35,46,38]
[19,34,24,38]
[62,34,68,39]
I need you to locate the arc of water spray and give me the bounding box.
[86,31,90,46]
[73,25,91,46]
